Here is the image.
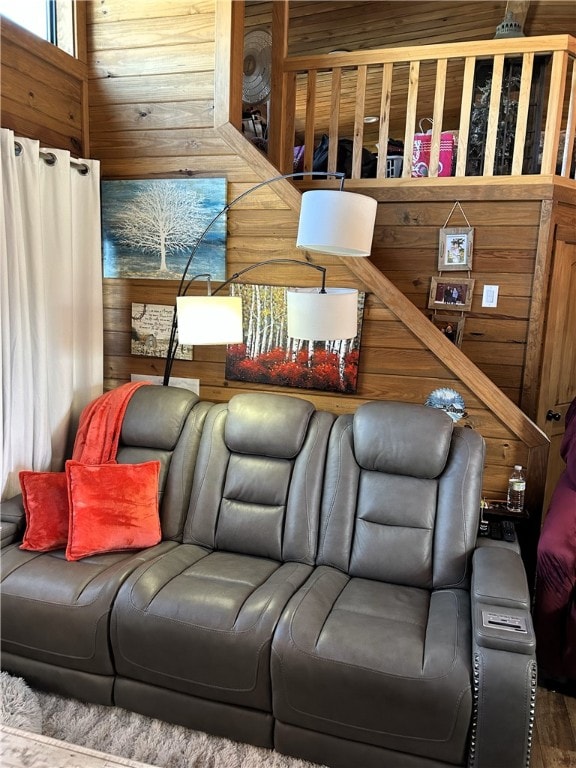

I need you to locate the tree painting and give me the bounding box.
[101,179,227,280]
[225,284,365,394]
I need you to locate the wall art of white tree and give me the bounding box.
[101,178,227,280]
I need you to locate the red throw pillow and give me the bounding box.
[19,471,69,552]
[65,460,162,561]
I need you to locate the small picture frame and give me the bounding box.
[438,227,474,271]
[429,313,465,348]
[428,277,475,312]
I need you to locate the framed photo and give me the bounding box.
[428,277,475,312]
[429,313,465,348]
[438,227,474,271]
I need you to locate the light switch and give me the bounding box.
[482,285,499,308]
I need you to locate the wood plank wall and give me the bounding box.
[0,16,88,155]
[371,190,541,405]
[1,1,556,523]
[83,0,552,504]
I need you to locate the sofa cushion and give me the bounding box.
[271,566,472,765]
[19,471,69,552]
[65,460,161,561]
[111,393,334,728]
[319,410,484,590]
[224,393,315,458]
[112,546,312,713]
[1,386,206,701]
[184,395,334,564]
[120,385,199,451]
[353,401,453,478]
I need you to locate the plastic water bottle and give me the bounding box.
[507,465,526,513]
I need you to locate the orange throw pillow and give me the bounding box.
[19,471,69,552]
[65,460,162,561]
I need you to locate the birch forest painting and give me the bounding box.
[101,179,227,280]
[225,284,365,393]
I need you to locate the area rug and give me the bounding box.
[0,672,325,768]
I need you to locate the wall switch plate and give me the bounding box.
[482,285,499,307]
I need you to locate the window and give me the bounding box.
[0,0,75,56]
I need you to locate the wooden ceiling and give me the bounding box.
[246,1,574,55]
[243,1,575,146]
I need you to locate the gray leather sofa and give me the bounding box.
[1,386,536,768]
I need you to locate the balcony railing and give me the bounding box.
[272,35,576,181]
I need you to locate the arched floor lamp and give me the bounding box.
[162,171,377,385]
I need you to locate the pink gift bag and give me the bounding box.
[412,119,456,177]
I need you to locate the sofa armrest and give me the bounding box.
[0,494,25,547]
[469,546,536,768]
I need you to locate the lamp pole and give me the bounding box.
[162,171,346,385]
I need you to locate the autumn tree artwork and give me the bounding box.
[225,284,365,394]
[101,179,227,280]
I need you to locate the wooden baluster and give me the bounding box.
[283,72,297,175]
[456,56,477,177]
[511,52,534,176]
[303,70,317,173]
[352,65,368,179]
[483,54,505,176]
[328,67,341,173]
[402,60,420,178]
[269,0,289,171]
[376,62,393,179]
[429,58,447,177]
[560,61,576,177]
[541,50,568,175]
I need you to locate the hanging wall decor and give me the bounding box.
[438,201,474,272]
[438,227,474,271]
[428,313,465,348]
[102,178,227,280]
[428,277,475,312]
[131,303,192,361]
[225,283,365,394]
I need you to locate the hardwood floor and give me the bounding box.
[532,687,576,767]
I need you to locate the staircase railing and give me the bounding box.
[271,34,576,181]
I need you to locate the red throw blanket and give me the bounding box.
[72,381,149,464]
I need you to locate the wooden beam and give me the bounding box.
[505,1,531,29]
[342,254,549,449]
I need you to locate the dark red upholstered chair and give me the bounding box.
[534,397,576,692]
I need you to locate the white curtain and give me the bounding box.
[1,128,103,500]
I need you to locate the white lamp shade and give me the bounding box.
[296,190,377,257]
[287,288,359,340]
[176,296,243,345]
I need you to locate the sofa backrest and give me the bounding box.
[317,401,485,589]
[116,385,211,541]
[182,393,335,565]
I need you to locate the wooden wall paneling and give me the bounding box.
[1,17,87,154]
[87,0,555,564]
[90,45,215,80]
[89,16,215,50]
[89,73,215,107]
[89,130,230,159]
[90,0,216,24]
